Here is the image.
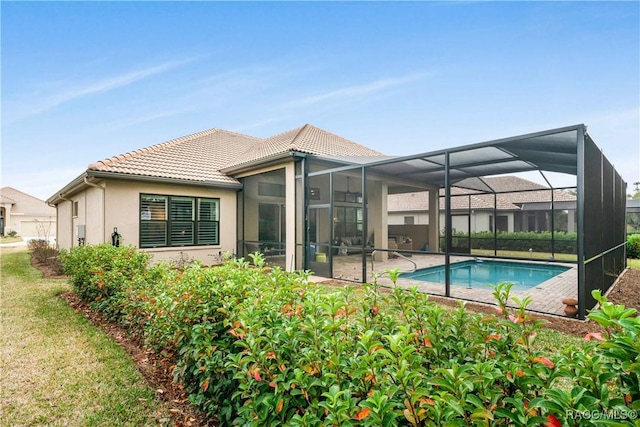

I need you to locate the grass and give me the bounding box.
[0,248,170,426]
[628,258,640,269]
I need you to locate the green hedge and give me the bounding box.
[440,231,577,254]
[59,244,151,320]
[627,234,640,259]
[61,245,639,426]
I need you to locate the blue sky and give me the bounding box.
[2,1,638,200]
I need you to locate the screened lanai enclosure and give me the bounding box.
[237,125,626,319]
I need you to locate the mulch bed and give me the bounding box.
[34,254,640,427]
[58,292,214,427]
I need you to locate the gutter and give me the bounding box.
[47,170,243,205]
[87,170,243,190]
[46,172,89,205]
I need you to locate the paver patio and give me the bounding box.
[326,252,577,316]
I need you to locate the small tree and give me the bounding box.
[34,217,54,243]
[29,218,63,274]
[630,181,640,199]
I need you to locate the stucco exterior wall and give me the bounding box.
[56,201,73,249]
[73,191,87,246]
[441,211,515,233]
[54,179,238,265]
[472,212,490,232]
[103,180,238,265]
[85,186,105,244]
[388,212,430,225]
[390,210,520,234]
[54,189,96,248]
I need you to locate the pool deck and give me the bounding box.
[324,253,577,316]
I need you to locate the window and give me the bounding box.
[73,201,79,217]
[333,206,363,239]
[489,215,508,232]
[258,182,285,197]
[258,203,286,242]
[404,216,415,225]
[140,194,219,248]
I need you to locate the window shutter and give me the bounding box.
[197,199,219,244]
[170,197,194,246]
[140,195,167,247]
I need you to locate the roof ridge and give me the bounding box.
[262,124,305,142]
[309,124,385,155]
[288,123,311,151]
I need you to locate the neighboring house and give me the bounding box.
[0,187,57,241]
[388,176,577,234]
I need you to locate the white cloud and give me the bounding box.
[5,57,199,124]
[107,108,193,131]
[235,116,294,134]
[284,73,430,109]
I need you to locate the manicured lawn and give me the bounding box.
[0,248,169,426]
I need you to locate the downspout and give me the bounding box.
[84,177,106,243]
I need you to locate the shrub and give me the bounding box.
[627,234,640,259]
[59,244,151,321]
[7,230,18,237]
[441,231,578,254]
[28,239,64,275]
[61,246,639,425]
[28,239,56,264]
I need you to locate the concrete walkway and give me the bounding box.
[0,241,27,248]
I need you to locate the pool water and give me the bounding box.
[402,260,570,290]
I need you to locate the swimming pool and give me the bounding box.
[402,260,570,290]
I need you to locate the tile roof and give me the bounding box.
[388,177,576,212]
[86,124,383,185]
[455,176,576,203]
[88,128,260,184]
[222,124,385,170]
